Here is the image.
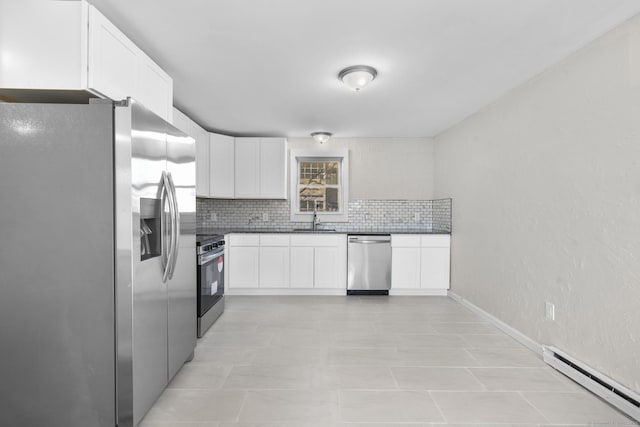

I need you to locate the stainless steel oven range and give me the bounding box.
[196,234,225,337]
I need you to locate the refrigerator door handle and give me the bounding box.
[161,171,175,283]
[167,172,180,279]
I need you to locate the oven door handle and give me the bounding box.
[198,249,224,265]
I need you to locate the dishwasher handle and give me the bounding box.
[348,236,391,244]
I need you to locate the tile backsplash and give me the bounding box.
[197,198,451,232]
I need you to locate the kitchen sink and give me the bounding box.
[292,228,336,232]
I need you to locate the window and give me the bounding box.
[290,149,349,222]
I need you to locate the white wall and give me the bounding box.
[288,137,435,200]
[434,15,640,393]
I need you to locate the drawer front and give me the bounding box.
[260,234,290,246]
[421,234,451,248]
[391,234,421,248]
[229,233,260,246]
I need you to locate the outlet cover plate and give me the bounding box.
[545,302,555,320]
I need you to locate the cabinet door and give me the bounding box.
[259,247,290,288]
[173,109,209,197]
[420,247,450,289]
[234,138,260,198]
[314,247,340,288]
[137,51,173,122]
[290,247,314,288]
[88,5,138,101]
[391,247,421,289]
[210,133,235,198]
[0,1,87,90]
[228,246,259,288]
[195,130,210,197]
[259,138,286,198]
[171,108,190,133]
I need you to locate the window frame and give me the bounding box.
[289,148,349,223]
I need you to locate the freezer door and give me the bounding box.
[0,103,116,427]
[166,124,196,380]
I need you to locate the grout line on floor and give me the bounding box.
[518,390,553,424]
[232,390,249,423]
[428,390,449,423]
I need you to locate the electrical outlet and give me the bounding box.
[414,212,421,221]
[210,212,217,222]
[545,302,555,320]
[262,212,269,222]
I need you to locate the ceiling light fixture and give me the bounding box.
[311,132,332,144]
[338,65,377,91]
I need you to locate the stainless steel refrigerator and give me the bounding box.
[0,99,196,427]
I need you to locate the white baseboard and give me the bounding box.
[225,288,345,296]
[448,291,542,355]
[226,288,449,296]
[390,289,448,296]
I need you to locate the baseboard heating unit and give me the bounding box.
[542,346,640,421]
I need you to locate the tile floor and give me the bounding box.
[140,296,637,426]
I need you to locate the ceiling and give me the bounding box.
[89,0,640,138]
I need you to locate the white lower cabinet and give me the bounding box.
[227,233,448,295]
[228,246,259,288]
[227,233,346,294]
[420,247,450,289]
[259,247,290,288]
[290,235,347,291]
[290,247,314,288]
[259,235,290,288]
[228,234,260,288]
[314,247,341,288]
[391,234,450,295]
[391,247,422,289]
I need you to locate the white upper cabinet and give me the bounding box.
[172,108,208,196]
[0,1,173,122]
[87,5,138,102]
[234,138,261,198]
[259,138,287,198]
[235,137,287,199]
[210,134,235,198]
[137,52,173,123]
[195,133,211,198]
[171,108,191,135]
[0,1,89,90]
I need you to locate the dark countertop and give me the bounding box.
[198,227,450,236]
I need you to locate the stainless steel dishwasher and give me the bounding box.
[347,234,392,295]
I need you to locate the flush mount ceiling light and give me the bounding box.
[338,65,377,91]
[311,132,332,144]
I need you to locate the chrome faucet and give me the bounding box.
[312,201,320,231]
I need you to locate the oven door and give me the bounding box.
[197,247,225,317]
